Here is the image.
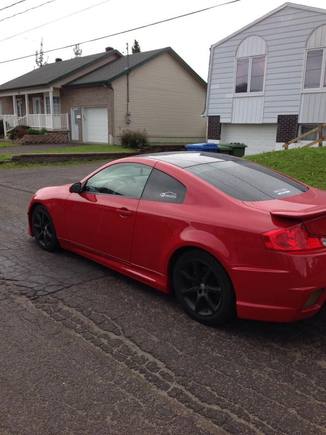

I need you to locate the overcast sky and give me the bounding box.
[0,0,325,84]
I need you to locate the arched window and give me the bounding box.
[235,36,266,94]
[304,25,326,89]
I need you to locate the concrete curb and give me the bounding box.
[6,144,186,164]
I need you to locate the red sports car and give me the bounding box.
[28,152,326,325]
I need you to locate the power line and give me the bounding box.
[0,0,56,24]
[0,0,28,13]
[0,0,113,43]
[0,0,240,65]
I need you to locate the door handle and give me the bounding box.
[118,207,132,218]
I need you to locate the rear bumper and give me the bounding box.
[231,253,326,322]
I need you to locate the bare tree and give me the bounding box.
[35,39,47,67]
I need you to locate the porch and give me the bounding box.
[0,90,69,137]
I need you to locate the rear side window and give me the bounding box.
[142,169,186,203]
[187,161,307,201]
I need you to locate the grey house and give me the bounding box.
[0,47,206,144]
[205,2,326,154]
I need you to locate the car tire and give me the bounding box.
[172,249,235,326]
[31,205,59,252]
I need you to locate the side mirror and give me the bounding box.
[69,182,83,193]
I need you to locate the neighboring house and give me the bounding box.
[205,2,326,154]
[0,47,206,144]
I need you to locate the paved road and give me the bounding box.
[0,162,325,435]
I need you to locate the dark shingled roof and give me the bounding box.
[0,51,112,92]
[67,47,206,87]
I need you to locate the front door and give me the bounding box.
[71,107,81,141]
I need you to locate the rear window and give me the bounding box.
[187,160,308,201]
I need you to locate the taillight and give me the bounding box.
[263,223,324,252]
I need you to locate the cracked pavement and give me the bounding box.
[0,162,325,435]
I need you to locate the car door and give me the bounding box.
[86,162,153,262]
[131,166,187,275]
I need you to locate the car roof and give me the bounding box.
[138,152,241,168]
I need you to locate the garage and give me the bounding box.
[221,124,277,155]
[83,107,108,143]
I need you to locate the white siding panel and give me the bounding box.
[237,36,266,57]
[299,93,326,123]
[307,24,326,48]
[221,124,277,154]
[207,5,326,125]
[232,96,264,123]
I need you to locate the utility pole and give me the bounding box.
[126,42,131,125]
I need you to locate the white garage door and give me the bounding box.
[83,107,108,143]
[221,124,277,155]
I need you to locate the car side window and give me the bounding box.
[85,163,152,199]
[141,169,186,203]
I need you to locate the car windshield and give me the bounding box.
[186,160,308,201]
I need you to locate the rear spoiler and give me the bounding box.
[271,208,326,220]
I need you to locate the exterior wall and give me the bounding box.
[0,96,13,114]
[60,86,114,141]
[207,5,326,124]
[112,52,206,142]
[221,124,277,155]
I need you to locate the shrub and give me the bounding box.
[121,129,148,148]
[7,125,29,140]
[27,127,48,135]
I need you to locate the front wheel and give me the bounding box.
[172,249,235,326]
[31,205,59,252]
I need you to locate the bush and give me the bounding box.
[121,129,148,148]
[7,125,29,140]
[27,127,48,135]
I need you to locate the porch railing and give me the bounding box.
[1,113,69,137]
[283,123,326,149]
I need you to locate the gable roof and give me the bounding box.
[67,47,206,87]
[0,51,120,92]
[212,2,326,49]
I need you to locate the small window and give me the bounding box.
[187,161,307,202]
[235,58,249,93]
[250,56,265,92]
[304,49,323,89]
[85,163,152,198]
[142,169,186,203]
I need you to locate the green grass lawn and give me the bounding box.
[0,141,15,148]
[247,147,326,190]
[32,144,134,153]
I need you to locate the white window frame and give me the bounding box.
[45,96,61,114]
[302,48,326,93]
[234,54,266,97]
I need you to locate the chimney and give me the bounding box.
[105,47,114,52]
[55,58,62,62]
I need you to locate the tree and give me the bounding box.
[35,39,47,68]
[131,40,141,54]
[73,43,82,57]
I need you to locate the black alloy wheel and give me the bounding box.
[173,249,235,326]
[31,205,59,252]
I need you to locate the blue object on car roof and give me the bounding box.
[185,142,219,152]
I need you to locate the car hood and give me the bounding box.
[34,184,71,200]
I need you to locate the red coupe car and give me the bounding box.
[28,152,326,325]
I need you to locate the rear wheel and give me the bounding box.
[172,249,235,326]
[31,205,59,252]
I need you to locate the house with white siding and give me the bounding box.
[205,2,326,154]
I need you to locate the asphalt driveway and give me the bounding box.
[0,162,325,435]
